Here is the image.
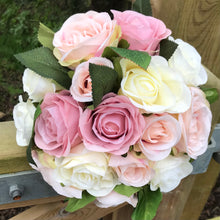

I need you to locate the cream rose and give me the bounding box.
[13,96,36,146]
[53,11,121,68]
[120,56,191,113]
[168,37,207,86]
[22,68,62,103]
[150,155,193,192]
[54,143,118,197]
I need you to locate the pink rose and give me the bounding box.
[176,87,212,159]
[53,11,121,68]
[109,153,154,187]
[95,191,138,208]
[31,151,82,198]
[111,10,171,55]
[34,91,82,157]
[70,57,114,102]
[79,93,145,155]
[137,114,181,161]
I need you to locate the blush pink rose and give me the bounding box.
[111,10,171,55]
[109,153,154,187]
[176,87,212,159]
[53,11,121,68]
[79,93,145,155]
[137,114,181,161]
[70,57,114,102]
[34,91,82,157]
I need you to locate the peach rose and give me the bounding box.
[176,87,212,159]
[111,10,171,55]
[34,91,82,157]
[70,57,114,102]
[109,153,154,187]
[137,114,181,161]
[53,11,121,68]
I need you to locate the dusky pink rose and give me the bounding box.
[70,57,114,102]
[79,93,145,155]
[111,10,171,55]
[53,11,121,68]
[176,87,212,159]
[31,151,82,198]
[137,114,181,161]
[95,191,138,208]
[109,153,154,187]
[34,91,82,157]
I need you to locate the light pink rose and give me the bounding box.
[176,87,212,159]
[53,11,121,68]
[34,91,82,157]
[31,151,82,198]
[111,10,171,55]
[70,57,114,102]
[79,93,145,155]
[109,153,154,187]
[137,114,181,161]
[95,191,138,208]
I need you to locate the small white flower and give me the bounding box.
[22,68,62,102]
[168,37,207,86]
[150,155,193,192]
[13,96,36,146]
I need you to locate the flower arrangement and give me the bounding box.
[13,1,218,220]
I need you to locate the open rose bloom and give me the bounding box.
[13,7,219,220]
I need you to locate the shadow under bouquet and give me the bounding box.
[13,1,219,220]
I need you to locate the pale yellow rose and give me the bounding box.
[120,56,191,113]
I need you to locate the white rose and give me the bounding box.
[120,56,191,113]
[168,37,207,86]
[54,144,118,197]
[13,96,36,146]
[150,155,193,192]
[95,191,138,208]
[22,68,62,102]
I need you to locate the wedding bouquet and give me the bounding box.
[13,1,218,220]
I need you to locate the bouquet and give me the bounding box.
[13,1,219,220]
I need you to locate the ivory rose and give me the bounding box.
[34,91,82,157]
[176,87,212,159]
[70,57,114,102]
[53,11,121,68]
[79,93,145,155]
[150,155,193,192]
[111,10,171,55]
[137,114,181,161]
[22,68,62,103]
[168,37,207,86]
[109,153,154,187]
[13,96,36,146]
[54,143,118,197]
[120,56,191,113]
[31,150,82,198]
[95,191,138,208]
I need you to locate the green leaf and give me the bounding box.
[159,39,178,60]
[118,39,130,49]
[89,63,119,108]
[102,47,151,70]
[65,191,96,212]
[114,184,142,197]
[132,186,162,220]
[201,88,219,104]
[15,47,71,89]
[132,0,152,16]
[38,22,54,50]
